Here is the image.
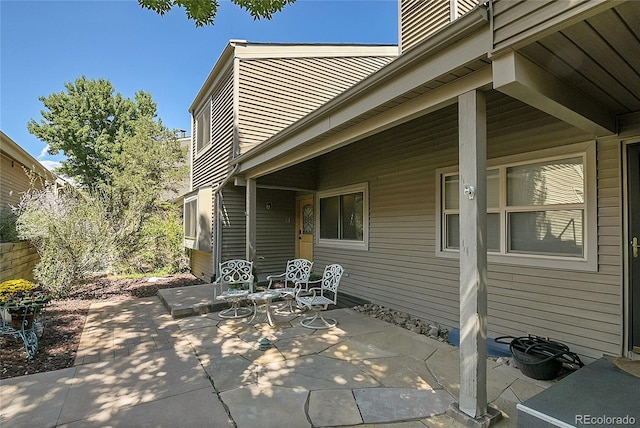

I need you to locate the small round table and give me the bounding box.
[247,290,282,326]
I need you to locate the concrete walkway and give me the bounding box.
[0,285,554,427]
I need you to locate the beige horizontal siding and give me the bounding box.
[237,56,393,153]
[401,0,450,53]
[190,249,213,282]
[220,186,247,262]
[312,92,621,358]
[219,186,296,282]
[255,189,296,281]
[192,70,235,189]
[456,0,478,17]
[0,154,45,210]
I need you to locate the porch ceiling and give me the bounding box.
[517,1,640,120]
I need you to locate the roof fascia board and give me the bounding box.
[234,6,489,167]
[239,66,492,178]
[233,43,398,59]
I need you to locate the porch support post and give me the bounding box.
[457,89,488,418]
[246,177,257,262]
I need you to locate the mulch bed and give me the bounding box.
[0,273,204,380]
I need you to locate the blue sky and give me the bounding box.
[1,0,398,170]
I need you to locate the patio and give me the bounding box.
[0,285,554,427]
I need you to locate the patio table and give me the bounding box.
[246,290,282,327]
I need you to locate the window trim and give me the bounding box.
[183,193,198,249]
[194,101,211,157]
[435,141,597,271]
[316,182,369,251]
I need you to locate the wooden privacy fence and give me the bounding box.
[0,242,39,283]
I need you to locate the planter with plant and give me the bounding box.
[1,279,51,330]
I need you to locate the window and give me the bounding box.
[437,143,596,270]
[183,187,212,251]
[317,183,368,250]
[195,103,211,153]
[184,196,197,240]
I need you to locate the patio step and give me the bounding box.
[517,356,640,427]
[157,283,370,319]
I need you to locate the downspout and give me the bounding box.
[212,164,240,280]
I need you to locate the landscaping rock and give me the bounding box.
[352,304,450,344]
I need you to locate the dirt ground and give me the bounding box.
[0,273,204,380]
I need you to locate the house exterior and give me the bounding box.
[186,41,398,282]
[188,0,640,420]
[0,131,58,281]
[210,0,638,364]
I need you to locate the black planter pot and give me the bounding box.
[510,346,563,380]
[495,335,584,381]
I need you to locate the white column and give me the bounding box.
[246,178,257,262]
[458,89,488,418]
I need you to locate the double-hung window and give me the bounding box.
[438,143,596,270]
[317,183,369,250]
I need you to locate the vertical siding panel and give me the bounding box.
[311,94,620,358]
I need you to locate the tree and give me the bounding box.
[28,76,158,190]
[104,116,188,268]
[138,0,296,27]
[21,78,189,294]
[15,182,115,297]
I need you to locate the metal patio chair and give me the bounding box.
[213,259,255,319]
[266,258,313,315]
[295,264,344,329]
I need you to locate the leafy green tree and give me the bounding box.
[21,78,189,294]
[138,0,295,26]
[118,202,188,274]
[28,76,158,190]
[105,116,188,268]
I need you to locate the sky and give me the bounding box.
[0,0,398,171]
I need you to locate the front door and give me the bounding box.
[296,197,314,261]
[628,143,640,353]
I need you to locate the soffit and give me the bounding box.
[517,1,640,118]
